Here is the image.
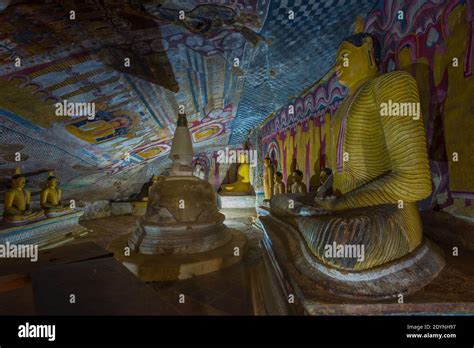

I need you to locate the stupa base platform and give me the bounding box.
[0,210,87,248]
[218,194,255,208]
[110,201,147,216]
[107,228,247,281]
[259,214,445,303]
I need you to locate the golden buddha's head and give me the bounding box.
[335,33,380,90]
[274,171,283,183]
[264,156,271,166]
[11,174,26,189]
[151,175,158,183]
[47,176,58,188]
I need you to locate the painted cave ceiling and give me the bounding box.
[0,0,375,192]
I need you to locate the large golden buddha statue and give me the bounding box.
[220,154,252,195]
[40,171,73,216]
[270,31,432,271]
[2,168,45,224]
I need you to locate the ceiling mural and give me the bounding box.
[0,0,261,193]
[230,0,376,144]
[0,0,376,198]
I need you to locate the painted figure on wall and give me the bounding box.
[65,110,136,144]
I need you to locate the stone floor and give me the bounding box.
[76,208,263,315]
[2,207,473,315]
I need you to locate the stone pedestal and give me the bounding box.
[108,228,246,281]
[259,214,445,301]
[219,194,256,208]
[0,210,87,248]
[129,213,232,255]
[110,201,147,216]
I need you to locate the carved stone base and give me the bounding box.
[108,228,247,281]
[128,213,232,255]
[259,214,445,301]
[219,195,255,208]
[109,201,147,216]
[0,210,87,248]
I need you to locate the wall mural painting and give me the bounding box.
[259,0,474,211]
[366,0,474,209]
[190,104,234,144]
[260,74,344,193]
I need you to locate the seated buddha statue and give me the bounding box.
[40,171,73,216]
[290,170,307,193]
[270,32,432,271]
[2,168,44,224]
[220,155,252,195]
[273,172,285,195]
[130,175,159,202]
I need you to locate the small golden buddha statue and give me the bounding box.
[270,29,432,271]
[40,171,73,216]
[290,170,307,193]
[263,156,275,201]
[130,175,159,202]
[273,172,285,195]
[2,168,44,224]
[220,155,252,194]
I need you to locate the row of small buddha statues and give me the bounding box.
[272,170,305,195]
[2,168,73,225]
[265,156,331,200]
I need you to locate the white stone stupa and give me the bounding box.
[109,113,247,281]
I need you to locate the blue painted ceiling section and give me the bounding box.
[230,0,376,144]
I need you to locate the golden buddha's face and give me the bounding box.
[151,176,158,183]
[335,38,377,90]
[48,177,58,187]
[12,176,25,189]
[274,174,282,183]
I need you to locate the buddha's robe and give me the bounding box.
[270,71,432,270]
[220,163,252,193]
